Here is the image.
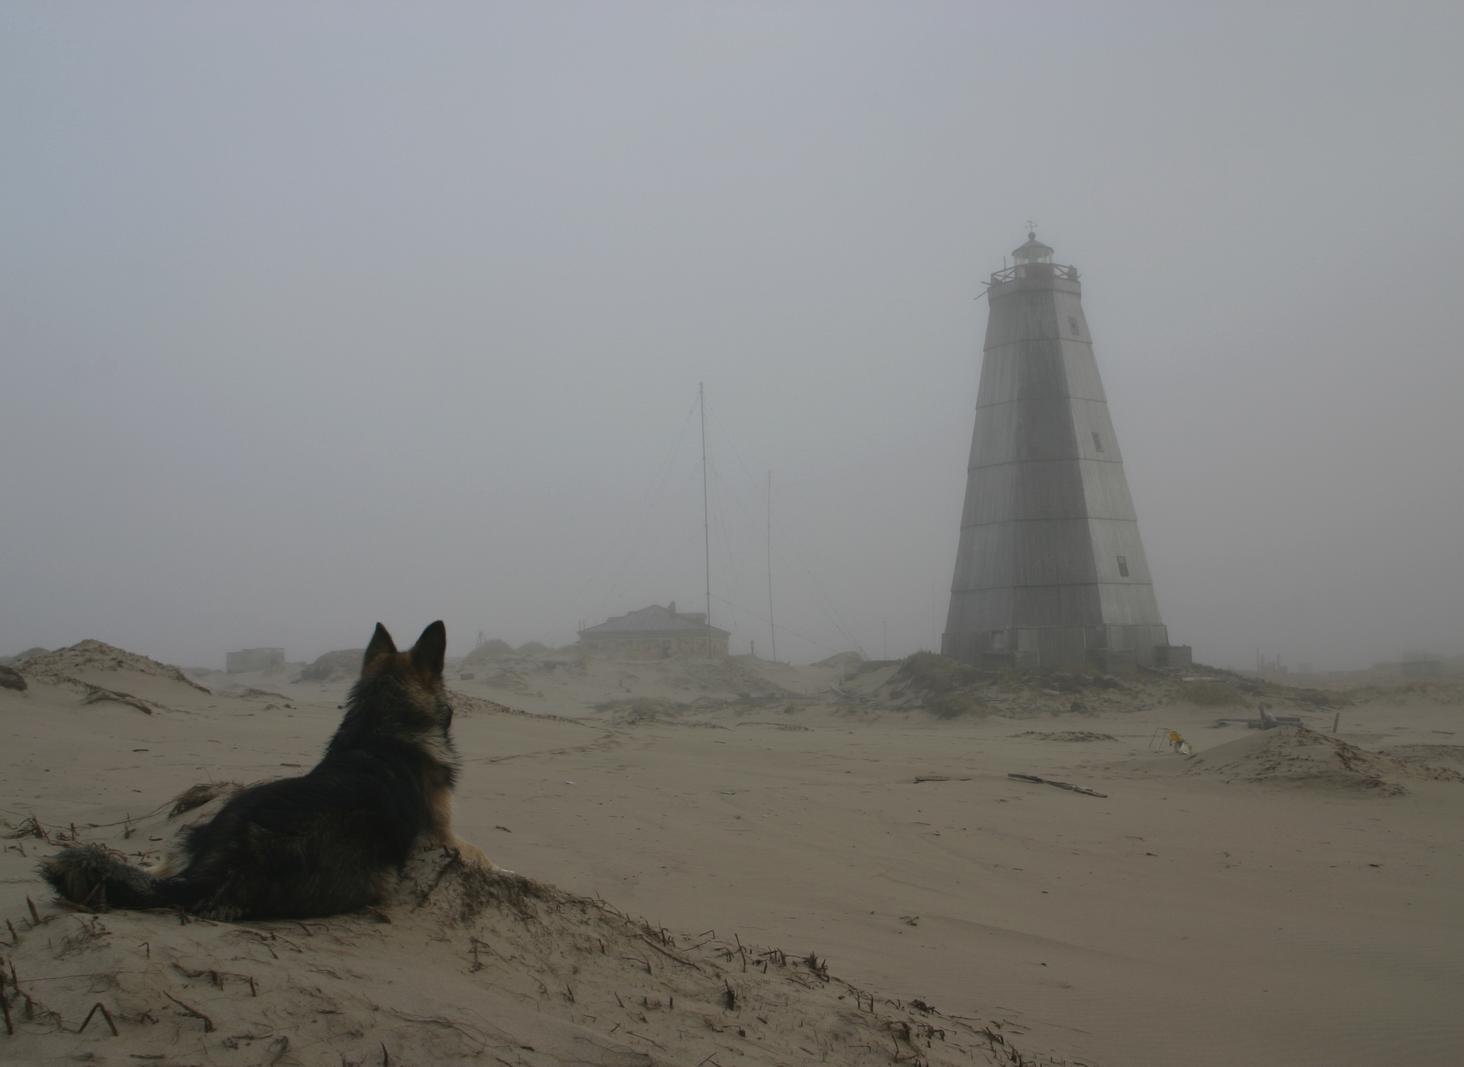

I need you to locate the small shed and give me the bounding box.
[578,602,729,659]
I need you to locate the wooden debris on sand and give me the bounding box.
[1007,773,1107,798]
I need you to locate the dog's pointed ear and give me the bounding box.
[364,623,397,667]
[410,620,447,678]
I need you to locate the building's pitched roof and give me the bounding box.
[579,604,729,637]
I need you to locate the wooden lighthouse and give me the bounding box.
[942,233,1185,670]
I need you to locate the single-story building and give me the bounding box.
[578,602,729,659]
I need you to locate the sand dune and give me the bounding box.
[1383,743,1464,770]
[1185,725,1464,795]
[17,640,211,696]
[2,791,1046,1066]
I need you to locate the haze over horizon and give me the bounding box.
[4,3,1462,673]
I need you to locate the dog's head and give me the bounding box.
[332,621,457,758]
[362,620,447,686]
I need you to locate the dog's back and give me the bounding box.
[42,621,469,919]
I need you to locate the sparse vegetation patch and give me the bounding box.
[1180,680,1246,707]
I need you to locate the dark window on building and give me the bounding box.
[1091,431,1104,452]
[1117,555,1130,577]
[1068,315,1081,335]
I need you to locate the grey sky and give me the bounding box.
[3,2,1462,671]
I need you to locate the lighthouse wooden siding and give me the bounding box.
[942,236,1171,670]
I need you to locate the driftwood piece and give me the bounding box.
[1007,773,1107,798]
[161,990,214,1032]
[80,685,155,715]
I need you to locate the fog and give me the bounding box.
[3,3,1462,672]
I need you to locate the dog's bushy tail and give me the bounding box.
[40,844,188,911]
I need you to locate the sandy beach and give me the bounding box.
[9,4,1464,1064]
[3,644,1463,1066]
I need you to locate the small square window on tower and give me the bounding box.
[1091,431,1104,452]
[1117,555,1130,577]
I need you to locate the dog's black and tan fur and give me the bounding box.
[41,621,488,919]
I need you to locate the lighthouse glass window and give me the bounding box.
[1117,555,1130,577]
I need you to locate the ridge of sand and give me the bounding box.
[296,649,366,683]
[1382,743,1464,770]
[460,638,517,666]
[17,640,211,695]
[1185,725,1464,795]
[7,640,220,717]
[2,794,1056,1067]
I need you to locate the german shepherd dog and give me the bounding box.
[41,621,488,919]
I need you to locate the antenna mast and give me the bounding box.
[700,382,712,654]
[767,469,777,663]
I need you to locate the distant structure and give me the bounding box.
[578,602,729,659]
[1255,651,1289,677]
[226,647,285,673]
[942,232,1188,671]
[1398,656,1443,679]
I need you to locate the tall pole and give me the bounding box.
[931,578,938,653]
[767,469,777,663]
[700,382,712,655]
